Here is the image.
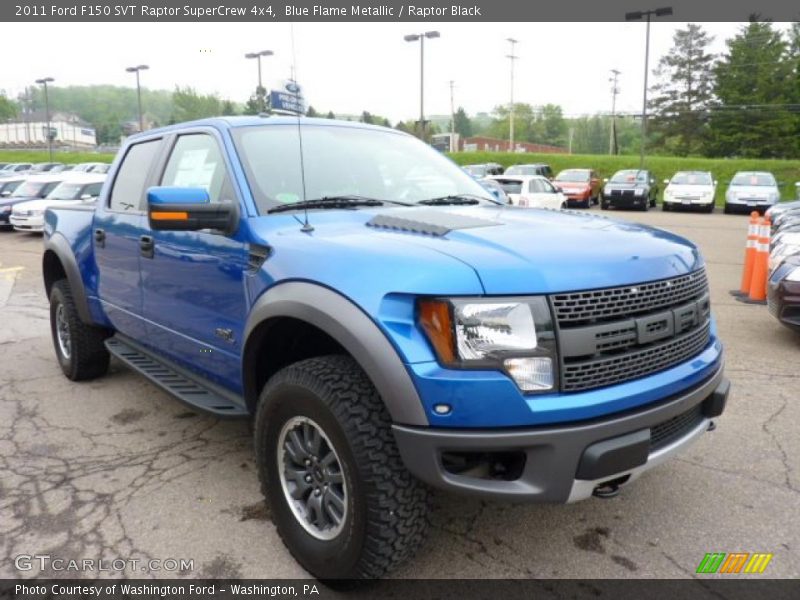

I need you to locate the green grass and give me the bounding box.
[449,151,800,205]
[0,150,114,164]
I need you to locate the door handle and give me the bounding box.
[94,228,105,248]
[139,235,154,259]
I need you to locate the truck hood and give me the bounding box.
[255,205,702,295]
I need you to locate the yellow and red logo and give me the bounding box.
[696,552,773,574]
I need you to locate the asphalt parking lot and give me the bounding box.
[0,208,798,580]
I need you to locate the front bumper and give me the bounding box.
[726,197,776,212]
[664,197,713,208]
[393,366,728,503]
[605,193,648,209]
[10,214,44,231]
[767,275,800,332]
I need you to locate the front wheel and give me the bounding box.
[254,355,429,579]
[49,280,110,381]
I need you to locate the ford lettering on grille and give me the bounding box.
[550,270,712,392]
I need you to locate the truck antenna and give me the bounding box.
[291,23,313,233]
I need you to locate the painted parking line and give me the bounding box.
[0,266,23,308]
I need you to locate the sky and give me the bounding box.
[0,21,786,123]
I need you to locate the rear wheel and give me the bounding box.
[255,355,429,579]
[662,202,670,212]
[49,280,110,381]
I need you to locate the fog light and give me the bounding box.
[433,403,452,415]
[504,357,554,391]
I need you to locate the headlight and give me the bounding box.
[418,297,557,392]
[634,187,646,196]
[786,267,800,282]
[32,209,44,216]
[769,244,800,272]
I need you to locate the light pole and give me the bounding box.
[506,38,518,153]
[626,7,673,168]
[404,31,440,139]
[449,80,456,151]
[125,65,149,132]
[35,77,54,161]
[609,69,621,155]
[245,50,274,112]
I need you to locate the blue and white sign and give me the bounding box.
[270,80,306,115]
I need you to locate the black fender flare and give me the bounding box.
[243,282,429,427]
[43,233,93,323]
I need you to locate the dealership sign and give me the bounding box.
[270,80,306,115]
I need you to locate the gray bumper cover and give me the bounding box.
[393,366,728,503]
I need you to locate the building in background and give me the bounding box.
[0,111,96,149]
[431,133,567,154]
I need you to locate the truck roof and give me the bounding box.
[128,116,403,140]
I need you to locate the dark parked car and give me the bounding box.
[0,179,26,227]
[601,169,658,211]
[768,254,800,332]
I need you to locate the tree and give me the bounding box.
[707,21,797,158]
[453,107,472,137]
[220,100,237,116]
[360,111,374,124]
[532,104,567,146]
[648,24,716,156]
[171,86,222,122]
[306,105,318,117]
[0,93,17,119]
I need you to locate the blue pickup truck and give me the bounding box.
[42,117,728,579]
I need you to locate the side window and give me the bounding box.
[529,180,543,193]
[109,140,161,212]
[161,134,229,203]
[40,182,59,197]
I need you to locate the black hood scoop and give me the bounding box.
[366,209,500,237]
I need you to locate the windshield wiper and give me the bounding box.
[417,194,485,206]
[267,195,384,214]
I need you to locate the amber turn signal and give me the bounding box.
[418,300,456,364]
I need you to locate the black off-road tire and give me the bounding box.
[49,279,110,381]
[254,355,429,580]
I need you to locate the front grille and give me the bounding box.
[552,269,708,325]
[650,404,705,453]
[552,269,712,392]
[561,322,711,392]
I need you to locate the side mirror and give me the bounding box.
[80,193,93,201]
[603,178,609,183]
[0,191,10,197]
[147,186,237,234]
[663,179,669,185]
[713,180,718,186]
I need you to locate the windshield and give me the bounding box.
[47,182,85,200]
[610,170,648,184]
[463,164,488,177]
[492,179,524,194]
[731,172,776,187]
[555,170,589,182]
[670,172,712,185]
[234,125,493,212]
[12,181,50,198]
[506,165,541,176]
[0,180,22,194]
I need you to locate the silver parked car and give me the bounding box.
[724,171,780,215]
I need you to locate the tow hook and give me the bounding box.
[592,483,620,499]
[707,420,716,432]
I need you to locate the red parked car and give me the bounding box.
[553,168,601,209]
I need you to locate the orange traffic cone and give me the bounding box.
[746,216,770,303]
[738,211,761,295]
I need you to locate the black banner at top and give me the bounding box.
[3,0,800,22]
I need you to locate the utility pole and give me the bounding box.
[404,31,440,139]
[449,80,455,152]
[568,127,575,154]
[609,69,621,155]
[35,77,54,161]
[506,38,518,153]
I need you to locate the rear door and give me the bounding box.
[94,138,163,339]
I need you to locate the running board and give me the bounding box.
[105,336,248,418]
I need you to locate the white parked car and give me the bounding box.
[724,171,780,215]
[488,175,566,210]
[662,171,716,213]
[10,174,106,233]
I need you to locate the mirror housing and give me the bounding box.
[80,193,93,201]
[147,187,237,234]
[603,178,609,183]
[713,180,718,186]
[0,190,10,197]
[663,179,669,184]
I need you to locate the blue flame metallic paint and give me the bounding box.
[44,117,722,429]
